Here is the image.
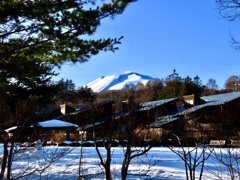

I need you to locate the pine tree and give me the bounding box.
[0,0,136,134]
[0,1,137,178]
[0,0,136,96]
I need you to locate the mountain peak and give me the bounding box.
[86,72,155,93]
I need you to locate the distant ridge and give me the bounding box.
[86,72,155,93]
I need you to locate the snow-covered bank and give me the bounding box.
[0,145,239,179]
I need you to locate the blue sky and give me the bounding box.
[55,0,240,89]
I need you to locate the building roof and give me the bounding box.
[180,92,240,115]
[32,119,78,129]
[150,92,240,128]
[201,92,240,104]
[150,116,179,127]
[5,119,79,132]
[139,97,178,111]
[55,100,114,119]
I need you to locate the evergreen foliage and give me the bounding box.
[76,86,96,104]
[0,0,136,127]
[57,78,76,92]
[0,0,136,96]
[159,79,182,99]
[56,79,96,106]
[159,75,205,101]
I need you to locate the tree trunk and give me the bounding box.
[121,158,130,180]
[0,141,8,180]
[6,140,14,180]
[121,144,131,180]
[105,147,112,180]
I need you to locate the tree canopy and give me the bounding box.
[0,0,136,129]
[159,75,205,102]
[0,0,136,96]
[225,75,240,91]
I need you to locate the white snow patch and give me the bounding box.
[32,119,78,128]
[86,72,155,92]
[0,146,229,180]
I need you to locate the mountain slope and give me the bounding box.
[86,72,155,93]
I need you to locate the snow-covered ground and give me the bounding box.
[0,145,239,180]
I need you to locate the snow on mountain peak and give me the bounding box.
[86,72,155,93]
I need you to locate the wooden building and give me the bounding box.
[150,92,240,146]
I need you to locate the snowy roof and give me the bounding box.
[32,119,78,129]
[150,92,240,128]
[139,98,178,111]
[5,126,18,133]
[201,92,240,104]
[179,92,240,115]
[5,119,79,132]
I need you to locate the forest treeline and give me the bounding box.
[55,73,240,110]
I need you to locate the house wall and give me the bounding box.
[118,100,179,140]
[61,100,115,127]
[158,99,240,144]
[94,101,115,117]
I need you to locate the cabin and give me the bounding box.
[139,97,178,119]
[59,100,116,140]
[7,92,240,146]
[4,100,116,143]
[113,97,179,143]
[5,119,79,143]
[149,92,240,146]
[74,98,179,142]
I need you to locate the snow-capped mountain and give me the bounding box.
[86,72,156,93]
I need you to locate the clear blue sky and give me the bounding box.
[55,0,240,89]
